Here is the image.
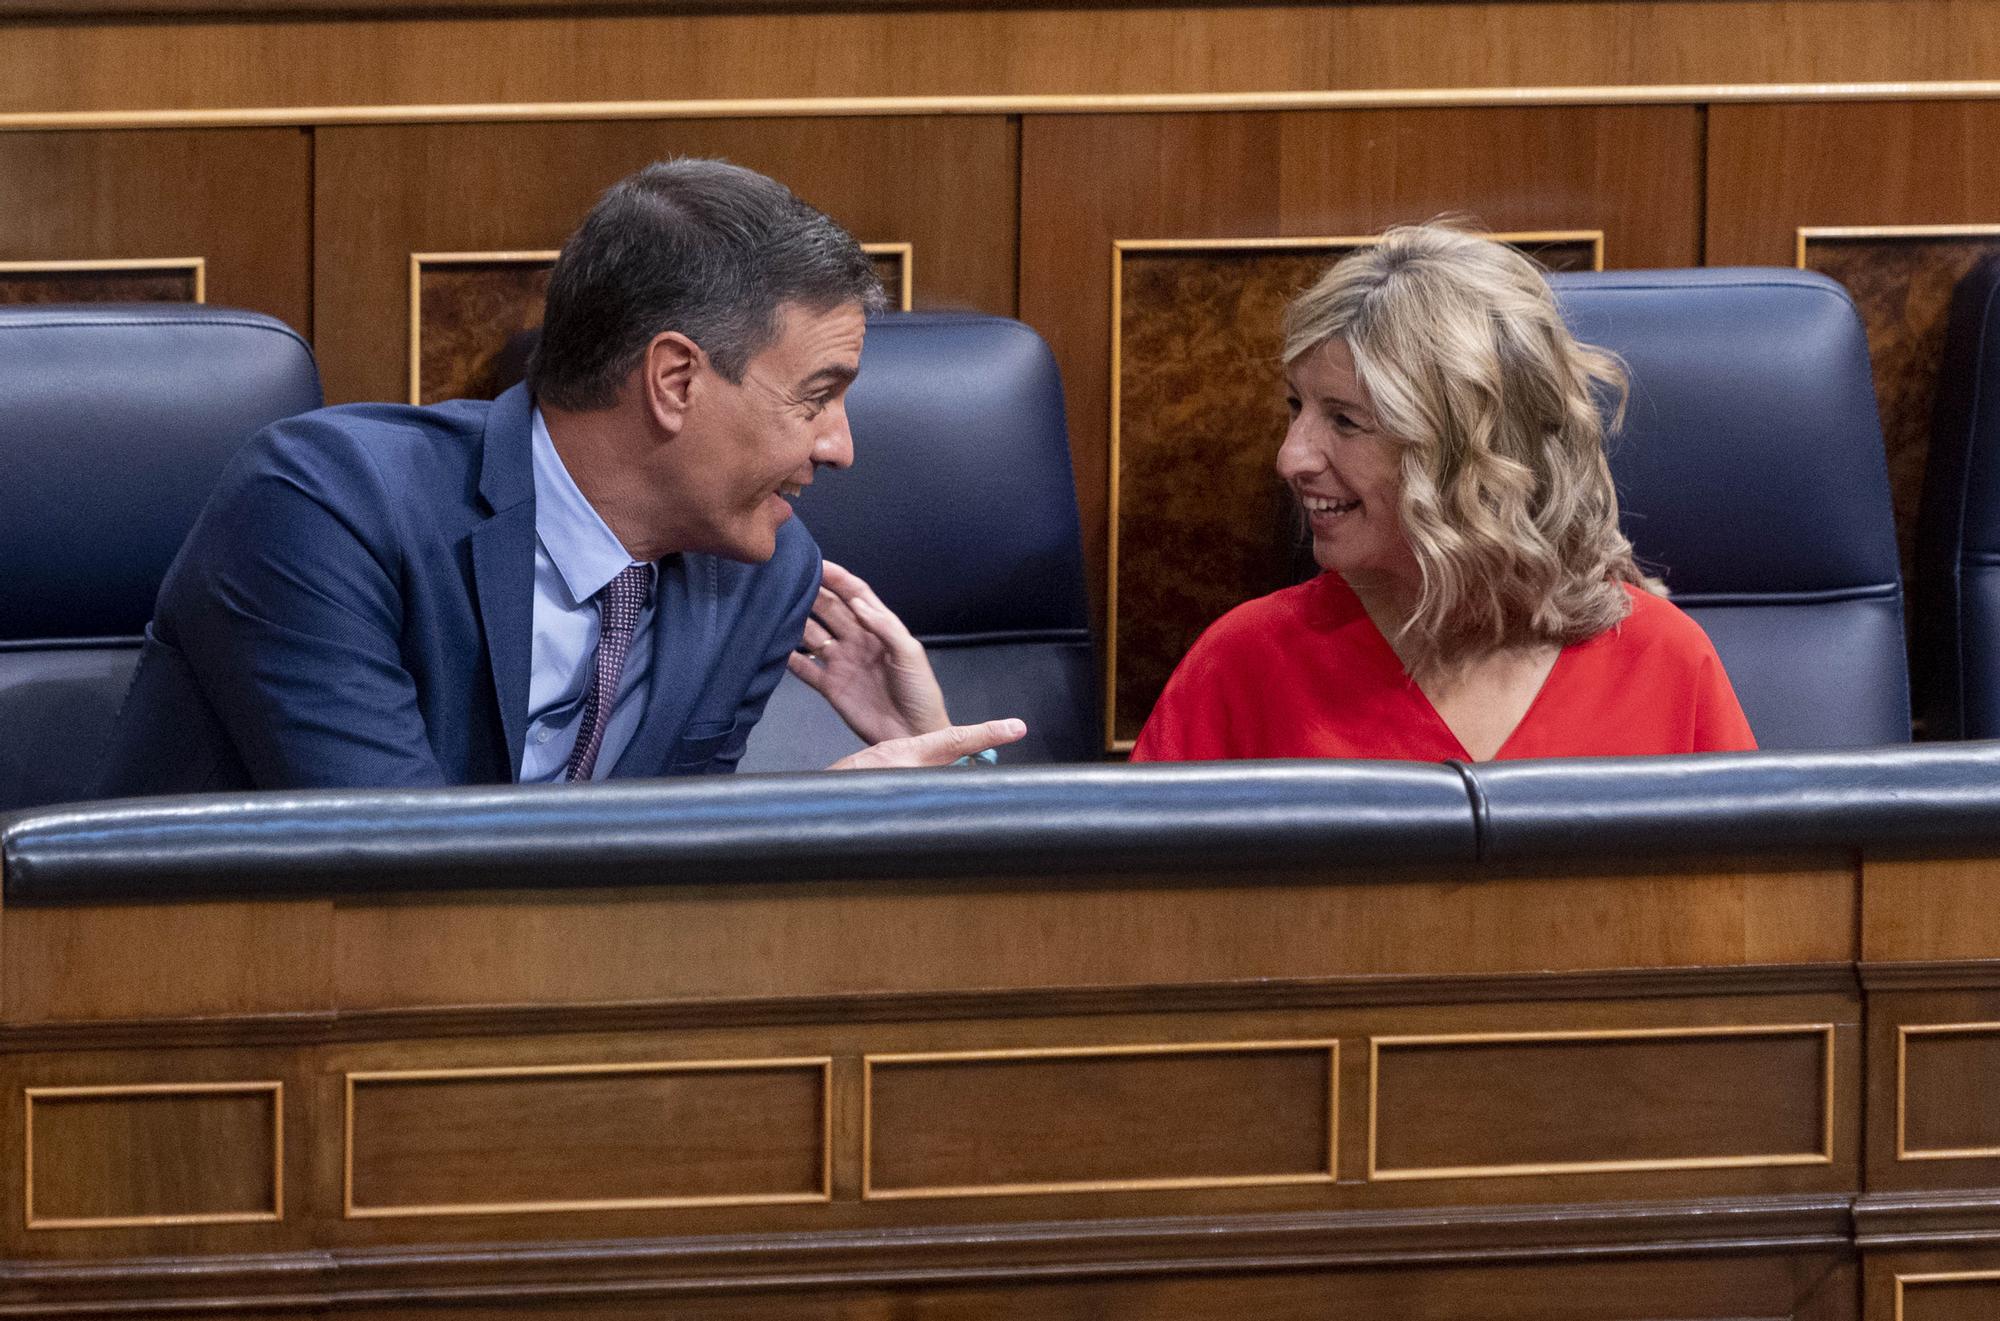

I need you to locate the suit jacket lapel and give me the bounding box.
[469,384,538,779]
[611,553,716,777]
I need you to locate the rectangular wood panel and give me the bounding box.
[1369,1026,1833,1181]
[314,117,1016,404]
[1900,1273,2000,1321]
[1020,105,1702,665]
[1900,1024,2000,1160]
[26,1082,281,1229]
[865,1041,1337,1198]
[0,129,308,333]
[345,1058,830,1217]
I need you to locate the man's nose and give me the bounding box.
[815,406,856,470]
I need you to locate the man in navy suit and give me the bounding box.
[96,159,1024,794]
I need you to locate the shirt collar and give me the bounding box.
[530,406,650,606]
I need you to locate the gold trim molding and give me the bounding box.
[0,256,205,301]
[1896,1269,2000,1321]
[15,82,2000,132]
[1797,222,2000,268]
[1104,230,1604,753]
[409,244,913,404]
[1366,1023,1836,1182]
[861,1038,1340,1200]
[1895,1021,2000,1161]
[865,241,915,312]
[24,1080,283,1230]
[343,1056,833,1219]
[407,249,558,406]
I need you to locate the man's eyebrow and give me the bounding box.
[801,363,859,391]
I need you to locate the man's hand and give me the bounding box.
[828,719,1027,771]
[789,560,952,744]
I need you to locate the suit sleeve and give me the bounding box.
[156,418,450,789]
[699,527,823,775]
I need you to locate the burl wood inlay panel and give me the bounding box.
[1369,1027,1832,1181]
[0,263,198,305]
[1111,237,1598,744]
[1802,232,2000,586]
[412,246,910,405]
[865,1042,1337,1198]
[1900,1275,2000,1321]
[413,255,553,405]
[26,1084,280,1228]
[1900,1025,2000,1159]
[345,1060,829,1217]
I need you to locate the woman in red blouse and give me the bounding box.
[1132,225,1755,763]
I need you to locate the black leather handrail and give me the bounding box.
[9,746,2000,905]
[0,762,1473,904]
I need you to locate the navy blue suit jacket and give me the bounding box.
[96,384,820,794]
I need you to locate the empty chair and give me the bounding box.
[740,313,1096,769]
[1915,252,2000,739]
[0,305,322,810]
[1551,268,1909,749]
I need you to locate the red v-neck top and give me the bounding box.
[1130,574,1757,763]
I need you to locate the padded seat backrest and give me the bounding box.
[1551,269,1909,749]
[0,305,323,810]
[739,313,1095,769]
[1916,253,2000,739]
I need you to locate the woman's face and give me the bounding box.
[1277,338,1420,589]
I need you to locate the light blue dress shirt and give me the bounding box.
[518,408,657,782]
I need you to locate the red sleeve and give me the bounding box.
[1130,646,1226,762]
[1691,644,1759,752]
[1129,618,1248,762]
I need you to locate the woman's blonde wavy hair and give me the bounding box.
[1282,223,1660,681]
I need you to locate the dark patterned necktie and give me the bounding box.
[564,563,650,782]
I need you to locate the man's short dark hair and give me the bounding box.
[529,158,888,411]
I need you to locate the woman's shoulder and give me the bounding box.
[1182,573,1364,660]
[1600,582,1725,664]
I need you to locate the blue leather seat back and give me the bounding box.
[1552,269,1910,748]
[0,305,323,810]
[740,313,1095,769]
[1916,254,2000,739]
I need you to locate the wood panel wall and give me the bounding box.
[6,4,2000,742]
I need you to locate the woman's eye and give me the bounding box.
[1284,396,1302,416]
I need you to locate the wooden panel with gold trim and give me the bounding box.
[407,243,913,406]
[1896,1270,2000,1321]
[343,1057,832,1218]
[1105,231,1602,750]
[1367,1024,1835,1182]
[863,1039,1339,1199]
[1897,1021,2000,1162]
[24,1081,282,1230]
[1797,224,2000,589]
[0,257,204,305]
[319,118,1011,404]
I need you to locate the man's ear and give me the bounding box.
[640,331,701,437]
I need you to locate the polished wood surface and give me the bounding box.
[347,1061,828,1216]
[0,129,307,331]
[0,842,1898,1314]
[7,4,2000,119]
[1709,102,2000,595]
[312,117,1015,403]
[1019,105,1701,632]
[865,1042,1335,1196]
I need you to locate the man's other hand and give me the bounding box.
[789,559,950,743]
[828,719,1027,771]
